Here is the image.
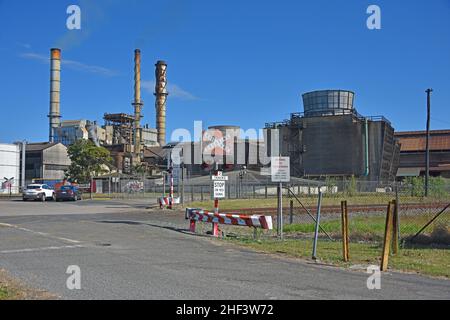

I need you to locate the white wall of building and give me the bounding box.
[0,144,20,194]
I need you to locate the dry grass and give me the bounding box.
[0,269,57,300]
[187,195,448,211]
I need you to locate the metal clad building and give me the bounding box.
[25,143,71,183]
[302,115,364,176]
[266,90,400,183]
[395,130,450,178]
[0,144,20,193]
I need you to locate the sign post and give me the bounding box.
[3,177,14,198]
[271,157,290,240]
[211,169,228,237]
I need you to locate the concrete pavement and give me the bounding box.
[0,199,449,300]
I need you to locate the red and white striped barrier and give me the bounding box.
[186,208,273,236]
[159,197,181,209]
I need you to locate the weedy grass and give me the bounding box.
[224,237,450,278]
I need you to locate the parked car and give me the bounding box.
[55,185,83,202]
[23,184,56,202]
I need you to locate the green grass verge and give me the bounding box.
[284,217,386,234]
[283,216,434,238]
[225,238,450,278]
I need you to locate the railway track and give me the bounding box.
[238,202,448,216]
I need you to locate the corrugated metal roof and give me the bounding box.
[144,147,167,159]
[26,142,59,152]
[395,131,450,152]
[396,130,450,136]
[397,167,421,177]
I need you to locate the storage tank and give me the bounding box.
[204,126,241,160]
[302,90,355,117]
[207,125,241,139]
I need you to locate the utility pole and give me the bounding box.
[425,88,433,197]
[181,164,185,205]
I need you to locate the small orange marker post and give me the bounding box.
[341,201,350,262]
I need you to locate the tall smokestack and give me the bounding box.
[49,48,61,143]
[133,49,143,155]
[155,60,168,146]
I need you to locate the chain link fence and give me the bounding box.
[185,176,450,248]
[93,173,449,247]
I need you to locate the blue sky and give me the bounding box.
[0,0,449,143]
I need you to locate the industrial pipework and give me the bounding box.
[49,48,62,142]
[363,118,370,177]
[132,49,144,155]
[155,60,168,146]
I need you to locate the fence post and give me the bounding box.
[265,184,268,199]
[163,175,166,197]
[312,191,323,261]
[289,200,294,225]
[381,201,395,272]
[392,199,399,255]
[341,200,350,262]
[200,186,204,202]
[395,185,400,249]
[181,167,185,205]
[191,185,194,202]
[277,183,284,240]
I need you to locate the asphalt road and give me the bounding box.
[0,199,449,300]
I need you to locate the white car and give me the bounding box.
[23,184,56,202]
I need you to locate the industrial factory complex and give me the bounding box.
[1,48,449,194]
[47,48,165,174]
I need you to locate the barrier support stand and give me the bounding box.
[190,220,196,233]
[381,201,394,272]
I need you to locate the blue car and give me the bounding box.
[55,185,83,201]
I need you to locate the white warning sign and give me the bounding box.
[214,181,226,199]
[271,157,291,183]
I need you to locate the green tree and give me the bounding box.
[133,163,149,176]
[65,140,112,184]
[429,177,447,198]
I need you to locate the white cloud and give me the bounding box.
[142,80,199,101]
[20,52,47,63]
[20,52,118,77]
[16,42,32,49]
